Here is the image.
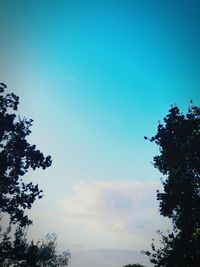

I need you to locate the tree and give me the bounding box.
[33,233,71,266]
[0,228,70,266]
[23,232,70,267]
[143,104,200,266]
[0,83,70,266]
[0,82,52,226]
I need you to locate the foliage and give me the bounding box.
[0,82,52,227]
[143,103,200,266]
[0,223,27,266]
[0,225,70,266]
[0,83,70,266]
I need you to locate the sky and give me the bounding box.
[0,0,200,266]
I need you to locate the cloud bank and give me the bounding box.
[28,180,171,267]
[61,180,169,250]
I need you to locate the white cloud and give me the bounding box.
[61,180,170,249]
[28,180,171,267]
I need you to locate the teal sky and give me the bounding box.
[0,1,200,266]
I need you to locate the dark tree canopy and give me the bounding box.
[0,82,52,226]
[0,83,71,266]
[143,104,200,266]
[151,105,200,229]
[0,228,70,266]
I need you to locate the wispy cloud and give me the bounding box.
[65,73,75,81]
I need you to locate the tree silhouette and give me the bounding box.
[143,104,200,266]
[0,82,52,226]
[0,228,70,266]
[0,83,70,266]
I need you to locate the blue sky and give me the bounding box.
[0,0,200,266]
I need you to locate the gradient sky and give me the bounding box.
[0,0,200,266]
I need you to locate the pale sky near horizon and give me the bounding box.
[0,0,200,266]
